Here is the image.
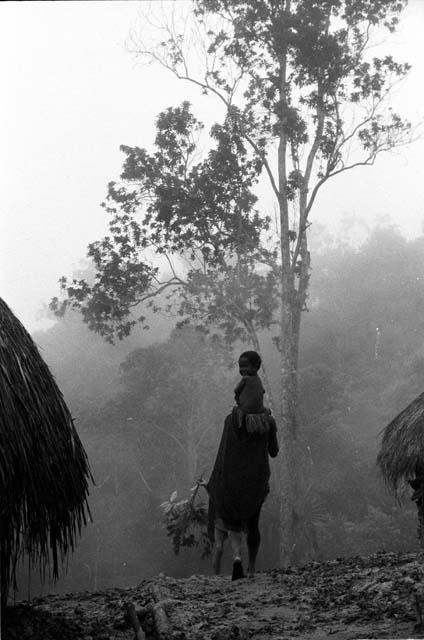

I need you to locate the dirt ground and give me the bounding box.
[4,551,424,640]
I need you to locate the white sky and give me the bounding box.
[1,0,424,332]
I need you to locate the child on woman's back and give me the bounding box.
[234,351,269,433]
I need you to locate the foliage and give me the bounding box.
[193,0,411,175]
[297,227,424,558]
[50,0,413,385]
[52,1,412,352]
[26,325,231,592]
[50,3,413,562]
[50,105,279,346]
[114,326,233,491]
[20,225,424,595]
[44,0,414,566]
[48,1,410,565]
[83,327,231,581]
[134,0,412,358]
[160,484,212,557]
[315,507,417,559]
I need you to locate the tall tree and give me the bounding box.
[52,1,412,563]
[51,103,280,401]
[130,0,411,562]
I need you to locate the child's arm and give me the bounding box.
[234,377,247,402]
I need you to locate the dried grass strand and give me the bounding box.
[0,298,92,609]
[377,391,424,490]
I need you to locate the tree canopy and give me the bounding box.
[51,103,280,348]
[51,0,413,563]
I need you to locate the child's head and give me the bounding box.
[239,350,261,376]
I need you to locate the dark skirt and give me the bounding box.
[207,408,274,533]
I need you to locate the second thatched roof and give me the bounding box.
[0,297,92,608]
[377,390,424,489]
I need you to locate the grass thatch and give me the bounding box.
[377,391,424,490]
[0,298,92,609]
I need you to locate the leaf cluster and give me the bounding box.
[194,0,411,197]
[51,102,278,344]
[179,257,280,343]
[160,488,212,557]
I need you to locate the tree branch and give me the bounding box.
[146,420,189,458]
[304,154,379,220]
[133,39,280,201]
[241,127,280,199]
[291,82,325,272]
[134,278,186,308]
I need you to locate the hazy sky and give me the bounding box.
[1,1,424,332]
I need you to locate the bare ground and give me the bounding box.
[5,551,424,640]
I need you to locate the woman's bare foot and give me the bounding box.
[231,557,245,581]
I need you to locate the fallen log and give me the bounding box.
[150,584,173,639]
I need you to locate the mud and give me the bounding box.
[4,551,424,639]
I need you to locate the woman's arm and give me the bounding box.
[267,416,279,458]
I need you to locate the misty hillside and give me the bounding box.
[9,226,423,604]
[5,2,424,639]
[32,306,173,414]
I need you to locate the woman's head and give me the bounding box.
[239,350,262,375]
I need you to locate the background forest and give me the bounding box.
[14,223,423,598]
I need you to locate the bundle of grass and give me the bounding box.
[0,297,92,610]
[377,391,424,544]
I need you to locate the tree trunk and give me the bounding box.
[187,384,198,482]
[249,326,276,412]
[278,313,299,566]
[277,0,300,566]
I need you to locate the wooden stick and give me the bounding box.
[125,601,146,640]
[152,602,172,640]
[150,585,173,640]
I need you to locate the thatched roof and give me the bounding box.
[377,391,424,489]
[0,298,91,608]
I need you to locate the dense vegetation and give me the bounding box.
[51,0,412,563]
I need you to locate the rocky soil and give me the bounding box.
[4,551,424,640]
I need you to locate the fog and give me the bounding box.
[1,1,424,332]
[3,1,424,599]
[8,225,419,597]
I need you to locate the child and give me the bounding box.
[234,351,269,434]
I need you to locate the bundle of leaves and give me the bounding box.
[160,482,212,558]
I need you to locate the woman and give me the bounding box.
[207,354,279,580]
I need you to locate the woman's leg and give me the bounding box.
[228,529,242,562]
[228,529,245,580]
[213,527,227,575]
[246,506,262,576]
